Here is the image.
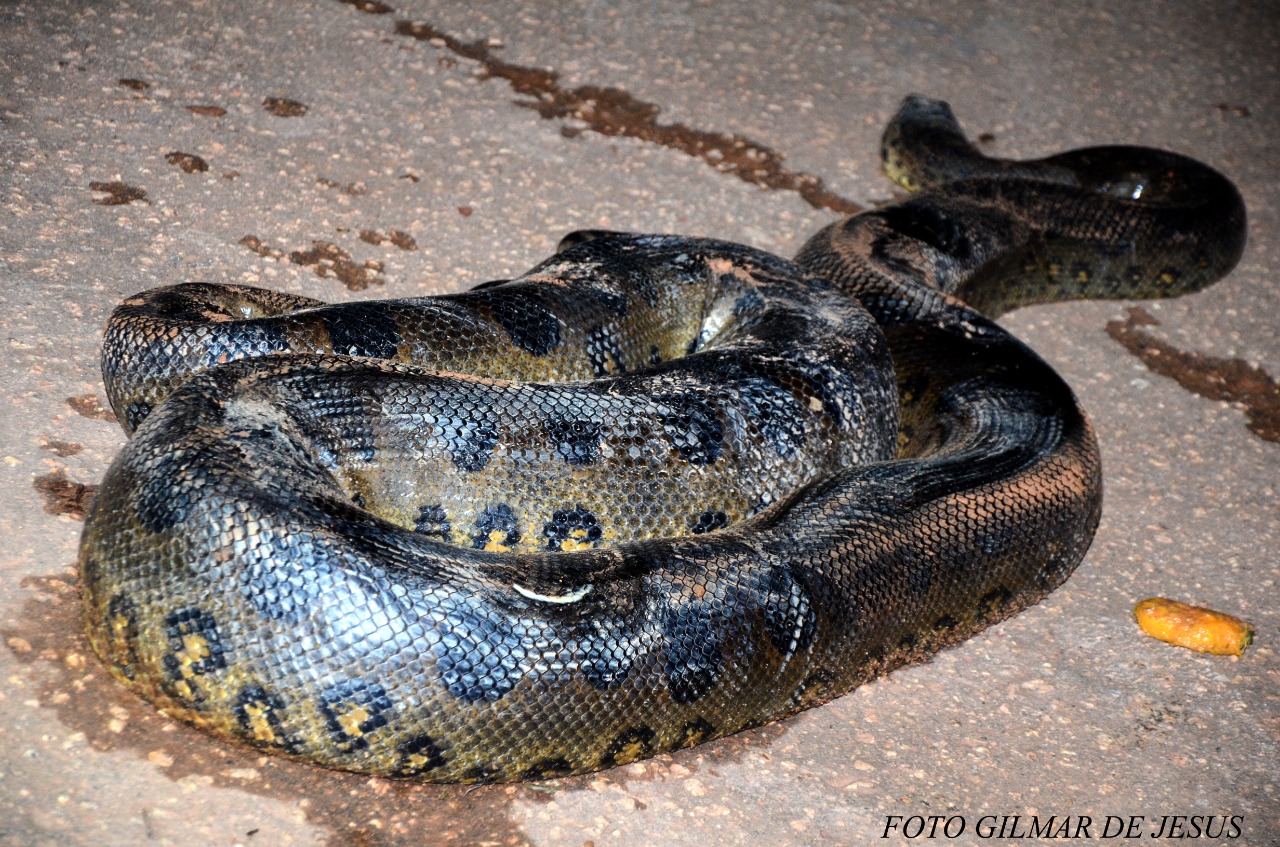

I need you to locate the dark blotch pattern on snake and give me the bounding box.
[79,96,1246,782]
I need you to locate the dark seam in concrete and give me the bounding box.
[1107,306,1280,444]
[388,19,861,216]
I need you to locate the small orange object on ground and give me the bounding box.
[1134,597,1255,656]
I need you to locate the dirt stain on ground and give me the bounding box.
[317,177,370,196]
[33,471,98,520]
[240,234,286,261]
[360,229,418,250]
[338,0,395,12]
[90,181,148,206]
[1107,306,1280,443]
[264,96,309,118]
[67,394,117,422]
[1215,103,1251,119]
[187,104,228,117]
[289,241,386,291]
[381,17,860,216]
[165,151,210,173]
[40,437,84,457]
[241,234,400,291]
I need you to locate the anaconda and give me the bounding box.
[79,96,1246,782]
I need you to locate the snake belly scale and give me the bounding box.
[79,96,1246,782]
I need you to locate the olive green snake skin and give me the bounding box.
[79,96,1246,782]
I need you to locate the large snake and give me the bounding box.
[79,96,1246,782]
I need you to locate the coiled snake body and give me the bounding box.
[79,97,1246,782]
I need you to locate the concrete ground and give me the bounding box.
[1,1,1277,844]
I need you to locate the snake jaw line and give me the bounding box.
[512,583,595,604]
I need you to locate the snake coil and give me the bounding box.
[80,96,1246,782]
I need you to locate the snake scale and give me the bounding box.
[79,96,1246,782]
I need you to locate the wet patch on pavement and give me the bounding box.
[40,438,84,458]
[33,471,98,520]
[1108,306,1279,443]
[350,12,863,216]
[66,395,116,422]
